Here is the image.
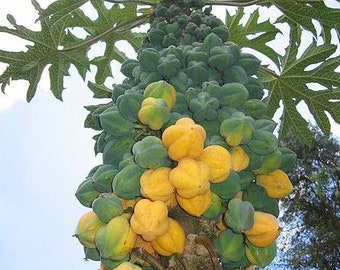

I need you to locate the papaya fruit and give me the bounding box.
[99,107,135,137]
[102,137,135,168]
[247,130,278,156]
[203,191,224,219]
[219,82,249,108]
[95,216,137,261]
[112,164,144,200]
[143,80,177,109]
[150,218,186,256]
[176,189,213,217]
[138,47,160,72]
[92,164,119,193]
[188,91,220,122]
[138,97,171,130]
[75,211,104,249]
[132,136,172,169]
[75,178,100,207]
[210,171,241,201]
[245,239,277,268]
[92,193,124,223]
[116,91,144,122]
[224,198,254,233]
[213,228,245,262]
[244,211,280,247]
[256,169,293,198]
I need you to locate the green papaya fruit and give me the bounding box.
[253,118,277,132]
[242,183,279,217]
[219,114,254,146]
[83,247,101,261]
[223,65,248,84]
[221,250,251,269]
[244,99,267,119]
[202,32,223,53]
[95,216,136,261]
[245,77,264,100]
[112,164,144,199]
[186,48,209,64]
[242,145,263,171]
[236,53,261,76]
[172,92,188,113]
[117,153,136,171]
[120,59,139,78]
[92,193,124,223]
[90,103,113,131]
[102,137,135,167]
[253,149,282,174]
[247,130,278,156]
[139,71,163,87]
[101,256,130,270]
[92,164,118,193]
[161,45,185,66]
[157,54,181,78]
[212,25,229,42]
[138,47,160,72]
[245,239,277,267]
[169,71,192,93]
[219,82,249,108]
[213,228,245,262]
[208,46,234,72]
[99,107,135,137]
[210,171,241,201]
[224,198,254,233]
[75,178,100,207]
[116,91,144,122]
[132,136,172,169]
[112,83,131,101]
[188,92,220,122]
[238,170,255,190]
[187,60,209,85]
[146,28,165,46]
[203,192,224,219]
[279,147,297,172]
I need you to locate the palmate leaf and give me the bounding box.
[273,1,340,42]
[67,0,147,84]
[259,41,340,145]
[0,0,89,101]
[226,7,281,66]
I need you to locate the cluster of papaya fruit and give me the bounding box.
[74,1,297,269]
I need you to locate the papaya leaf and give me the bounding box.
[273,1,340,43]
[66,0,147,84]
[226,7,281,66]
[39,0,89,24]
[88,81,113,99]
[259,41,340,145]
[0,1,89,101]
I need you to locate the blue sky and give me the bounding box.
[0,1,339,270]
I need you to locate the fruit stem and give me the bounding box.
[195,234,223,270]
[131,247,166,270]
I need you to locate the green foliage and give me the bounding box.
[273,128,340,270]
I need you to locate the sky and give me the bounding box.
[0,1,339,270]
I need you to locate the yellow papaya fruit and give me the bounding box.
[244,211,280,247]
[151,218,186,256]
[256,169,293,198]
[176,189,212,217]
[230,146,249,172]
[197,144,232,183]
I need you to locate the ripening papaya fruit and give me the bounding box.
[95,215,137,261]
[75,211,104,249]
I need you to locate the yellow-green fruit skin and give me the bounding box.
[95,216,137,261]
[75,211,104,248]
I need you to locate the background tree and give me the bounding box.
[273,128,340,269]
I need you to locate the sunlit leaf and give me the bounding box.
[259,42,340,145]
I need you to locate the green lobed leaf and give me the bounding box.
[273,1,340,43]
[226,7,281,66]
[0,2,89,101]
[87,81,113,99]
[259,41,340,145]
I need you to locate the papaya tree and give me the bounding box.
[0,0,339,269]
